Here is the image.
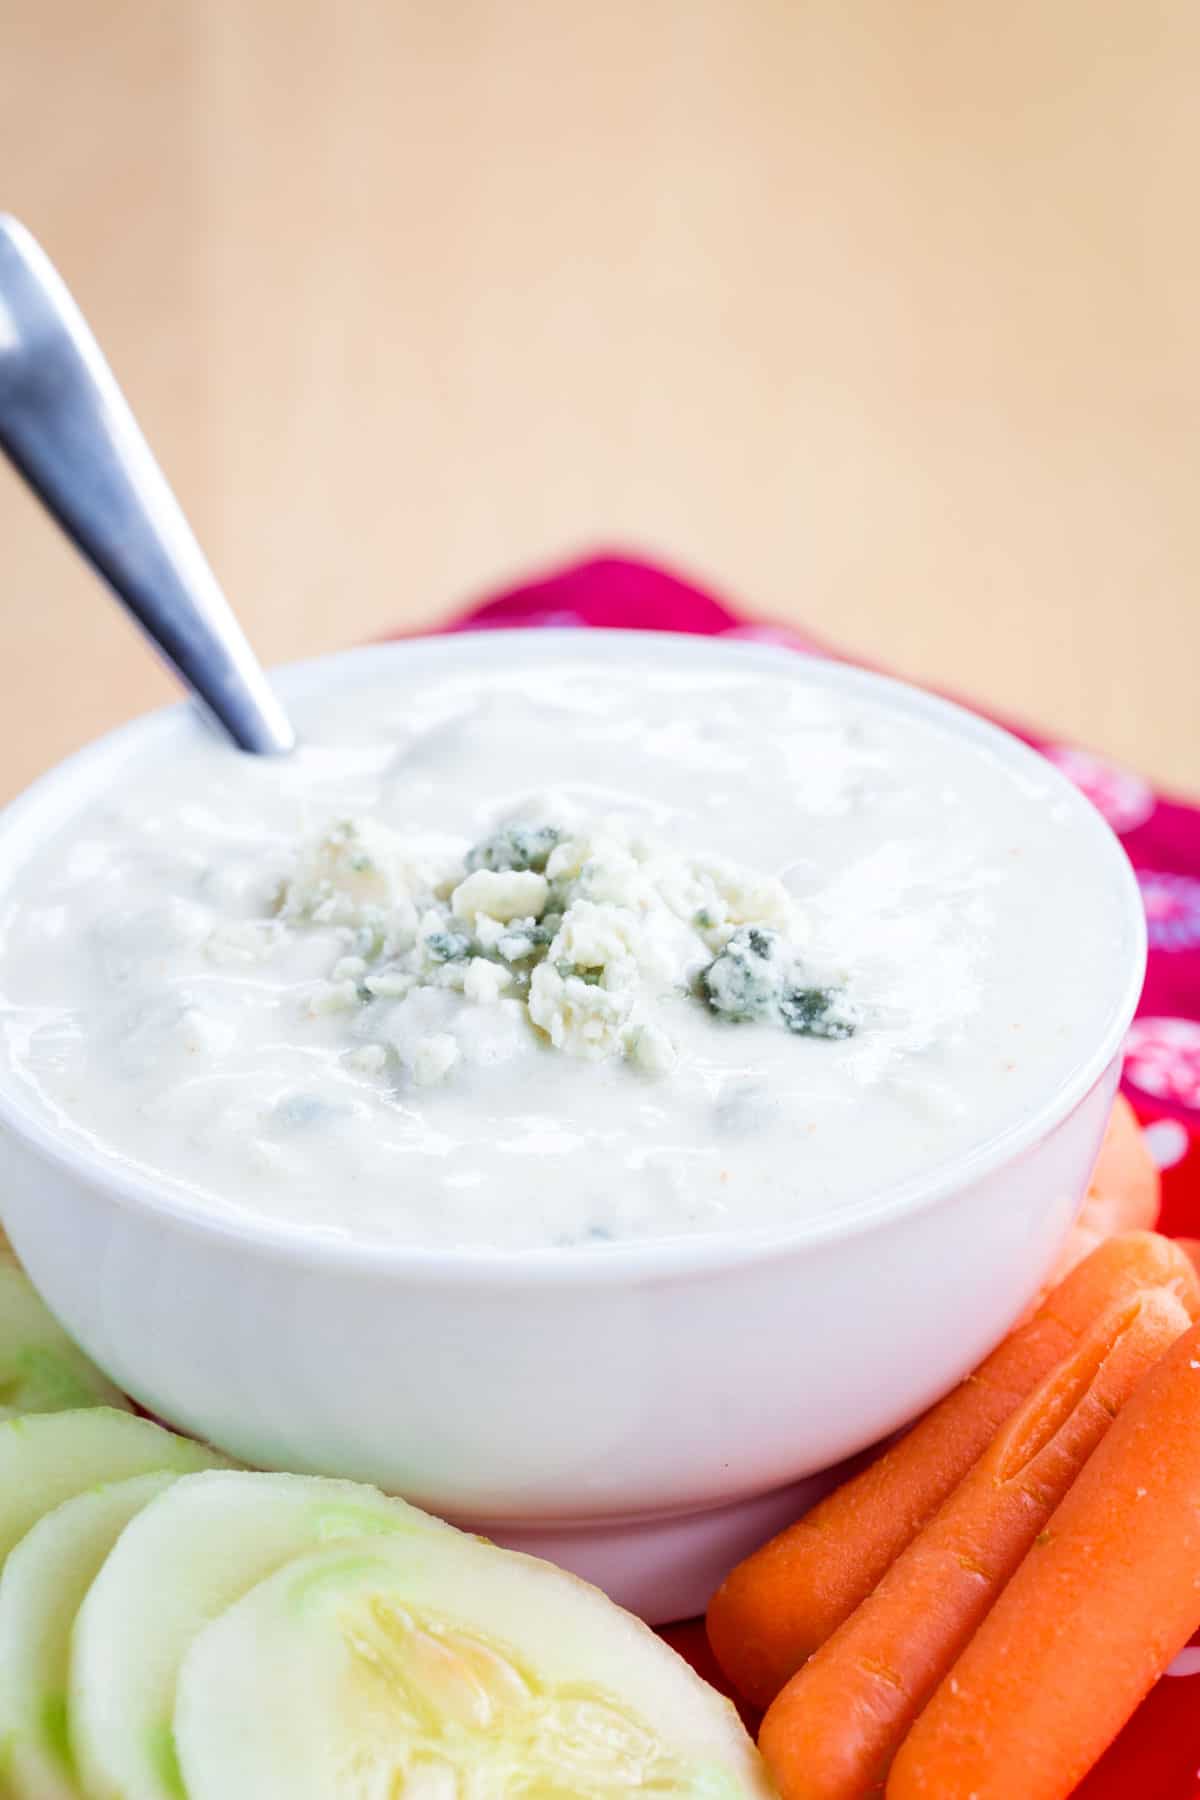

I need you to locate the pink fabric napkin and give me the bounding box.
[438,550,1200,1800]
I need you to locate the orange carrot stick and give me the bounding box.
[706,1231,1199,1707]
[888,1315,1200,1800]
[1078,1094,1160,1236]
[1176,1237,1200,1280]
[1040,1099,1160,1292]
[757,1289,1192,1800]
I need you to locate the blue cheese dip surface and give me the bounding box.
[0,645,1130,1250]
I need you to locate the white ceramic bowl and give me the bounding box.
[0,633,1145,1620]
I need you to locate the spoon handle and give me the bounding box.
[0,216,294,755]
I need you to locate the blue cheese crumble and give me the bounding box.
[276,813,858,1086]
[701,926,859,1040]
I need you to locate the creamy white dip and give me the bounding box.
[0,645,1130,1250]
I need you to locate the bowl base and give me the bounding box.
[456,1468,846,1625]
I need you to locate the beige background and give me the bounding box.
[2,1,1197,803]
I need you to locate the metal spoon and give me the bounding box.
[0,216,294,755]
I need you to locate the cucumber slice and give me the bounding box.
[0,1266,130,1420]
[175,1532,773,1799]
[0,1410,224,1572]
[0,1470,180,1799]
[69,1469,450,1800]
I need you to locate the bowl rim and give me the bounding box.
[0,628,1146,1282]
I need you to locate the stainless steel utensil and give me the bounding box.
[0,216,294,754]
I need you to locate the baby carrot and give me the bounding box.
[1177,1237,1200,1280]
[888,1315,1200,1800]
[1040,1100,1159,1292]
[706,1231,1199,1707]
[757,1288,1192,1800]
[1077,1095,1160,1236]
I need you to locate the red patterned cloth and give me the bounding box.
[444,552,1200,1799]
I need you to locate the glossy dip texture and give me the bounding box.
[0,637,1135,1251]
